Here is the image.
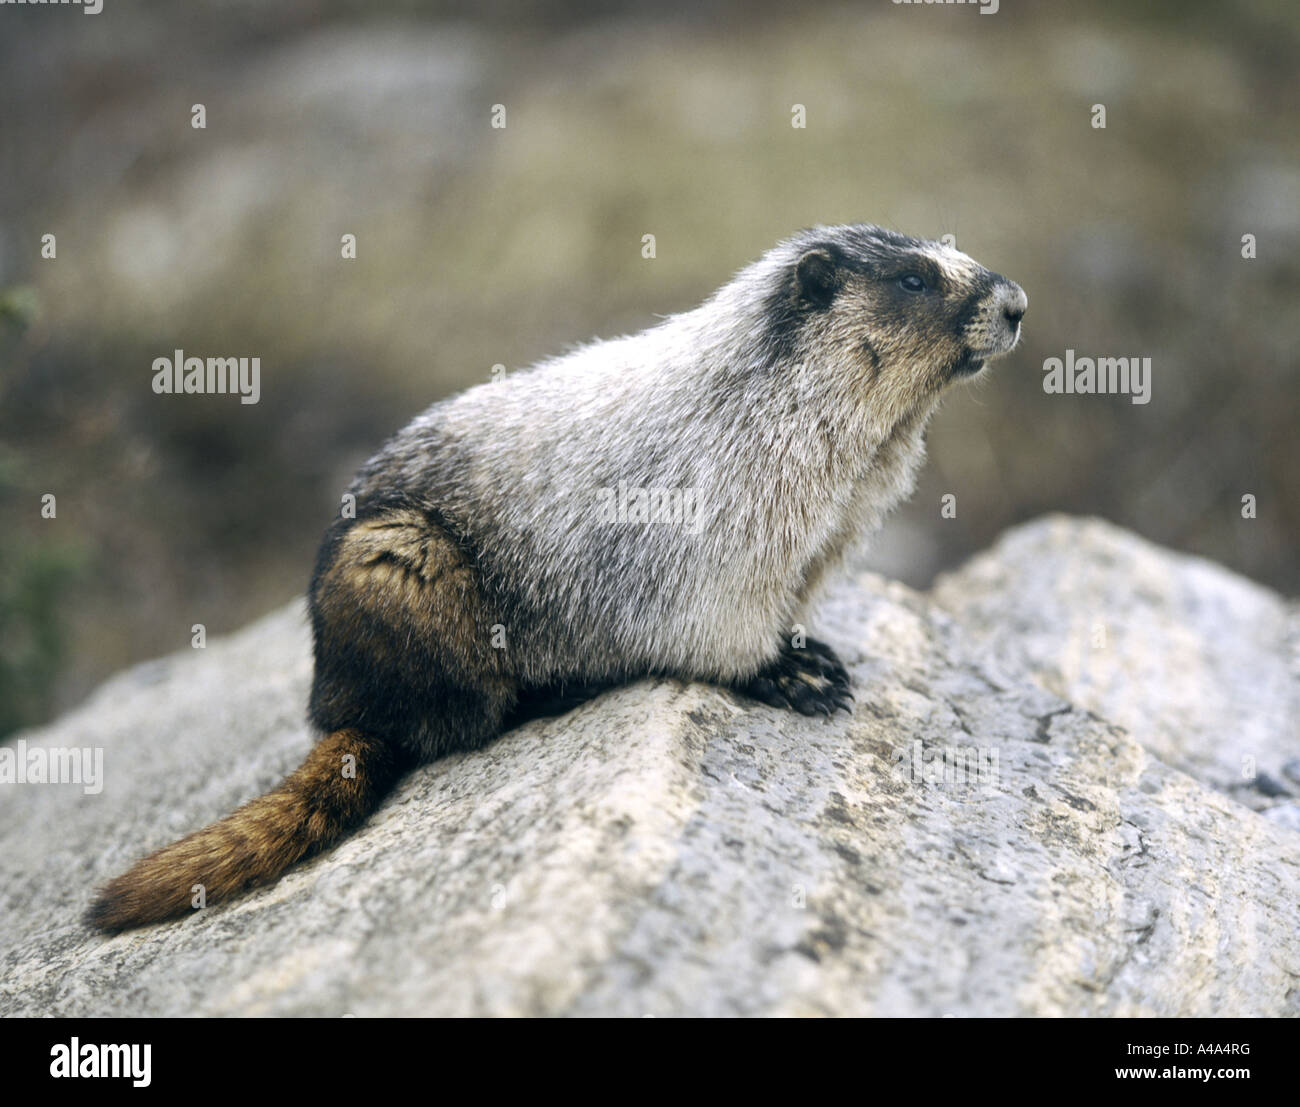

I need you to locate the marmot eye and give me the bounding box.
[898,274,927,293]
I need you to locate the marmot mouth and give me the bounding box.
[951,350,989,378]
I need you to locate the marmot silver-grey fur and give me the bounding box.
[89,223,1026,930]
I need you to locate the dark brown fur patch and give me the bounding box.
[308,506,518,760]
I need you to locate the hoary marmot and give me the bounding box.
[88,223,1027,931]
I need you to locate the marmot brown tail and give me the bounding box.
[85,729,410,932]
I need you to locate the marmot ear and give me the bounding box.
[793,248,841,308]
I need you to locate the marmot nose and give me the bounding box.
[998,281,1028,330]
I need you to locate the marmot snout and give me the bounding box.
[954,271,1027,376]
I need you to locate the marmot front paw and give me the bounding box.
[736,637,853,716]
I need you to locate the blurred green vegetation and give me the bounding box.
[0,542,86,737]
[0,0,1297,735]
[0,426,87,736]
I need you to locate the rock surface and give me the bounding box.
[932,515,1300,814]
[1,515,1296,1017]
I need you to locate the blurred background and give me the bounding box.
[1,0,1297,738]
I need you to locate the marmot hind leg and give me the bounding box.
[734,637,853,716]
[87,508,521,932]
[309,505,519,760]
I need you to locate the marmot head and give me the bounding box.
[762,224,1026,413]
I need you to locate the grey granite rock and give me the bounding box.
[1,516,1296,1016]
[932,514,1300,812]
